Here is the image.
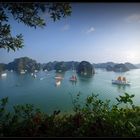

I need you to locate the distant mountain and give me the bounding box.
[0,57,139,73]
[93,62,116,69]
[6,57,41,73]
[113,63,129,72]
[125,62,138,69]
[43,61,79,71]
[134,64,140,68]
[93,62,138,72]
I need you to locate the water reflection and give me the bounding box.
[70,80,77,86]
[78,74,94,84]
[113,84,126,93]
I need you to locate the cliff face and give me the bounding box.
[106,63,138,72]
[77,61,95,76]
[43,61,79,71]
[6,57,41,73]
[113,64,129,72]
[125,62,138,69]
[54,62,67,72]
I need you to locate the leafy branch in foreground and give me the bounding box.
[0,92,140,137]
[0,3,72,51]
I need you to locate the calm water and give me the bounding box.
[1,68,140,114]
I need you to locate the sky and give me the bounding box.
[1,3,140,64]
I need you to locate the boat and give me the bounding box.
[55,80,61,86]
[69,64,77,82]
[54,76,63,80]
[34,70,38,73]
[112,76,130,86]
[40,77,46,80]
[20,70,25,74]
[1,73,7,77]
[31,73,36,78]
[69,75,77,82]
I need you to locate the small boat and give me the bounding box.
[20,70,25,74]
[54,76,63,80]
[33,74,37,78]
[84,72,87,76]
[112,76,130,86]
[34,70,38,73]
[40,77,46,80]
[69,75,77,82]
[55,80,61,86]
[1,73,7,77]
[58,70,62,72]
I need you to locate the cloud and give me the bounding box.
[62,24,70,31]
[86,27,95,34]
[126,14,140,23]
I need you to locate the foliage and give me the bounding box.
[0,92,140,137]
[0,63,6,73]
[0,3,72,51]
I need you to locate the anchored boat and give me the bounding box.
[112,76,130,86]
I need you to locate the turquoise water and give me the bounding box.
[0,68,140,114]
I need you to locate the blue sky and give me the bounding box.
[1,3,140,64]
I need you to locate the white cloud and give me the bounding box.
[62,24,70,31]
[126,14,140,23]
[86,27,95,34]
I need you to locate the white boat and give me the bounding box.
[55,80,61,86]
[112,76,130,86]
[70,65,77,82]
[84,72,87,75]
[1,73,7,77]
[20,70,25,74]
[34,70,38,73]
[40,77,47,80]
[54,76,63,80]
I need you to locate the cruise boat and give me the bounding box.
[112,76,130,86]
[1,73,7,77]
